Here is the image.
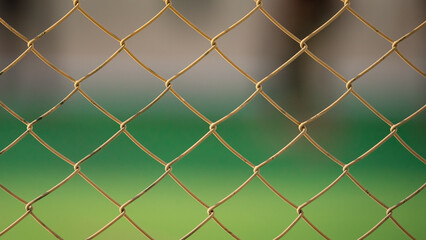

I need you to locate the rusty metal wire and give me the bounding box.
[0,0,425,239]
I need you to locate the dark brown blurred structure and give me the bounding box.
[268,0,334,118]
[0,0,57,100]
[0,0,26,94]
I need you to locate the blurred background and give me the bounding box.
[0,0,425,239]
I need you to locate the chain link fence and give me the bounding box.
[0,0,425,239]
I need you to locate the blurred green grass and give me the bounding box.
[0,94,425,240]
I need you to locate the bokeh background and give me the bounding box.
[0,0,425,239]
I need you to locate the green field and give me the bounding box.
[0,93,425,240]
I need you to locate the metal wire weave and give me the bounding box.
[0,0,425,239]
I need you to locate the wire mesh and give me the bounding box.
[0,0,425,239]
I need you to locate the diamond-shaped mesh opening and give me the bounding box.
[307,94,390,162]
[125,9,211,78]
[33,92,119,160]
[79,0,166,38]
[172,135,252,204]
[217,177,296,239]
[350,137,426,204]
[354,53,425,122]
[170,0,255,37]
[0,53,73,120]
[125,176,206,239]
[307,10,390,78]
[126,91,208,161]
[172,50,255,120]
[260,0,343,39]
[261,53,348,121]
[82,134,165,203]
[350,0,425,39]
[215,9,300,79]
[306,177,384,239]
[0,135,71,200]
[80,51,167,120]
[217,94,299,164]
[35,176,119,239]
[34,10,119,78]
[261,137,342,204]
